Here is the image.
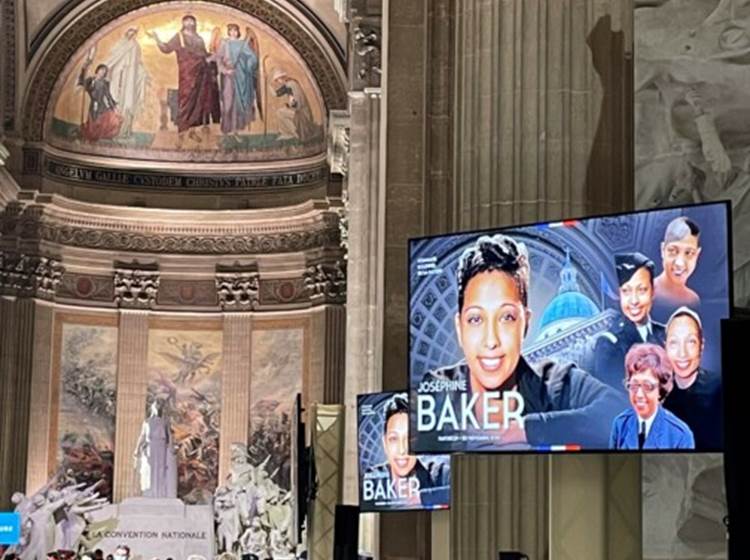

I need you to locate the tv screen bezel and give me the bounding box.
[406,200,734,455]
[357,390,451,512]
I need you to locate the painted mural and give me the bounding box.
[47,2,325,163]
[635,0,750,306]
[249,327,304,494]
[58,323,118,500]
[147,327,223,504]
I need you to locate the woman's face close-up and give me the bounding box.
[456,270,527,393]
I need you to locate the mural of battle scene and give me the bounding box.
[146,328,223,505]
[635,0,750,305]
[57,322,118,501]
[249,329,303,492]
[46,1,325,163]
[210,327,304,557]
[643,455,727,559]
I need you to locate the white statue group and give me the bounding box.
[3,403,300,560]
[213,444,297,560]
[2,470,108,560]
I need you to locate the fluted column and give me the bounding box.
[0,298,36,508]
[325,306,346,404]
[112,310,150,502]
[218,312,252,482]
[452,455,549,559]
[24,301,55,494]
[450,2,636,559]
[454,0,633,228]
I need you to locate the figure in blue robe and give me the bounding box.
[216,24,260,135]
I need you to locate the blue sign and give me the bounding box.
[0,512,20,545]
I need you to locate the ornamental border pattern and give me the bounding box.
[22,0,347,141]
[34,222,341,254]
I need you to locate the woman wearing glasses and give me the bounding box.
[609,343,695,450]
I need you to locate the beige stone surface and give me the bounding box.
[218,312,252,483]
[112,310,150,502]
[24,302,56,494]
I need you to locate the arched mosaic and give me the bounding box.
[43,1,328,164]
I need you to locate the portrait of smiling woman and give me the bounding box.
[609,343,695,450]
[418,234,622,449]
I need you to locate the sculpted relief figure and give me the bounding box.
[214,444,294,556]
[134,400,178,498]
[2,473,106,560]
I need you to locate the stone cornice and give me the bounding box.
[2,194,342,255]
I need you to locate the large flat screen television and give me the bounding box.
[409,202,731,453]
[357,391,450,512]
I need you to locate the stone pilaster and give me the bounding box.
[112,310,150,502]
[322,305,346,404]
[24,301,55,494]
[309,305,346,405]
[340,88,384,555]
[0,297,36,508]
[218,312,252,482]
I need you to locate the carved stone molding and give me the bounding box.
[114,262,159,309]
[0,252,64,299]
[327,110,351,177]
[158,279,218,307]
[1,196,342,255]
[38,226,339,255]
[22,0,347,142]
[57,273,114,302]
[259,277,307,306]
[215,263,260,311]
[304,260,346,303]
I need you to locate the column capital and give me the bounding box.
[113,261,160,309]
[0,252,64,300]
[304,259,347,304]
